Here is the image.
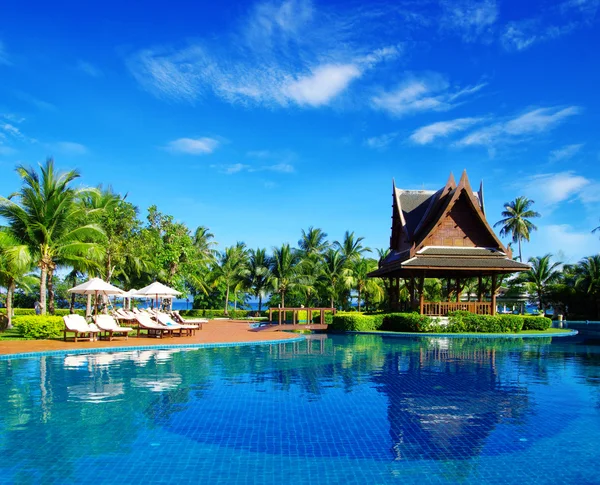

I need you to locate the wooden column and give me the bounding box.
[477,276,483,302]
[418,276,425,315]
[320,309,324,325]
[293,310,297,325]
[456,278,461,303]
[409,277,415,311]
[308,309,312,324]
[491,274,497,316]
[269,308,272,322]
[278,309,282,325]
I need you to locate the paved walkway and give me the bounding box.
[0,320,304,356]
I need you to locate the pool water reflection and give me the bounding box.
[0,334,599,484]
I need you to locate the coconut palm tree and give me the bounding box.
[298,227,329,259]
[333,231,371,262]
[214,242,248,315]
[376,248,390,267]
[270,244,298,308]
[494,197,540,262]
[193,226,218,264]
[350,258,378,311]
[573,255,600,318]
[524,254,562,313]
[0,230,33,328]
[319,249,350,308]
[0,159,104,314]
[244,248,273,314]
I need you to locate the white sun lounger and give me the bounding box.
[63,314,100,342]
[135,313,177,338]
[95,315,133,341]
[170,311,207,327]
[156,313,199,336]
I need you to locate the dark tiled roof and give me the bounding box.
[418,247,506,257]
[403,257,530,269]
[397,190,435,238]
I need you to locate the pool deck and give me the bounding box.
[0,320,304,356]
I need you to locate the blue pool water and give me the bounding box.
[1,334,599,484]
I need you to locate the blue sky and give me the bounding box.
[1,0,599,263]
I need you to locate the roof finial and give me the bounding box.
[479,180,485,214]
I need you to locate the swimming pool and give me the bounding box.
[0,334,599,484]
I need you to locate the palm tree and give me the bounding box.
[350,258,377,311]
[494,197,540,261]
[334,231,371,262]
[376,248,390,267]
[524,254,562,313]
[214,242,248,315]
[0,159,104,314]
[0,230,33,328]
[573,255,600,318]
[298,227,329,258]
[319,249,350,308]
[270,244,298,308]
[193,226,218,264]
[244,248,273,314]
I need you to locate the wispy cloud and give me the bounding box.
[211,162,294,174]
[53,141,88,155]
[0,40,10,65]
[439,0,498,41]
[517,171,599,211]
[371,73,485,117]
[77,60,102,77]
[410,117,483,144]
[457,106,581,147]
[13,91,56,111]
[127,0,402,108]
[364,132,398,150]
[549,143,584,163]
[533,224,599,263]
[166,137,220,155]
[501,0,599,51]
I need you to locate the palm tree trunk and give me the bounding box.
[258,294,262,314]
[6,279,15,329]
[281,291,285,309]
[70,293,76,313]
[358,288,362,312]
[39,264,48,315]
[47,268,55,315]
[518,237,523,262]
[330,295,334,308]
[224,284,230,315]
[86,294,92,318]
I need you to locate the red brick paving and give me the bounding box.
[0,320,305,356]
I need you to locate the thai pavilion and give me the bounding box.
[368,170,530,316]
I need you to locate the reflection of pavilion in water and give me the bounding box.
[375,340,529,462]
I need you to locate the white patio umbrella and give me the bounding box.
[68,278,124,317]
[133,281,181,310]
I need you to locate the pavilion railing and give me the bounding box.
[422,301,492,316]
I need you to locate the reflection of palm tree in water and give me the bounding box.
[375,345,529,463]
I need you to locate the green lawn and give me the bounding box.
[0,328,28,341]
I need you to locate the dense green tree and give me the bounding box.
[319,249,350,308]
[0,230,33,327]
[244,248,273,314]
[270,244,298,308]
[494,197,540,262]
[0,159,103,314]
[523,254,562,312]
[333,230,371,262]
[298,227,329,259]
[573,255,600,318]
[214,243,248,314]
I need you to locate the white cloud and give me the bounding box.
[166,137,220,155]
[457,106,581,147]
[53,142,88,155]
[211,161,294,174]
[257,163,295,173]
[501,0,599,51]
[549,143,584,163]
[372,73,485,117]
[77,61,102,77]
[364,132,398,149]
[283,64,361,106]
[518,171,596,210]
[440,0,498,41]
[127,0,402,109]
[530,224,599,263]
[410,117,483,144]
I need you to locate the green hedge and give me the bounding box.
[329,312,385,331]
[13,316,65,339]
[382,312,433,332]
[179,309,263,319]
[446,311,523,333]
[313,311,335,324]
[522,316,552,330]
[0,308,85,316]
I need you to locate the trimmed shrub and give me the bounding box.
[0,308,85,316]
[448,311,524,333]
[13,316,64,339]
[329,312,384,331]
[522,316,552,330]
[382,312,433,332]
[313,311,335,324]
[179,309,260,319]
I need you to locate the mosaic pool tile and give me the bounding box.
[0,334,599,484]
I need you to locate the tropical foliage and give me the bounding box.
[494,196,540,262]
